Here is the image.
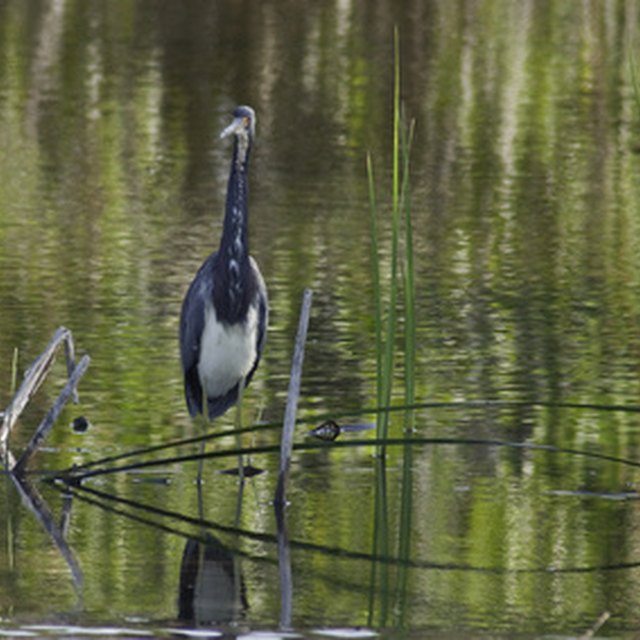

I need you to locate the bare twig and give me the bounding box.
[62,328,79,403]
[1,327,80,450]
[274,288,312,506]
[1,327,89,473]
[578,611,610,639]
[13,355,90,474]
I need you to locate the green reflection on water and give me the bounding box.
[2,0,640,636]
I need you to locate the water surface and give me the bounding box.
[2,1,640,637]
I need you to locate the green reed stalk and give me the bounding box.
[392,26,400,218]
[394,111,416,626]
[366,153,383,407]
[629,49,640,115]
[367,27,418,628]
[367,27,416,455]
[400,114,416,420]
[376,26,403,451]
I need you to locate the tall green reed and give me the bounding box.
[367,26,417,628]
[367,27,416,453]
[395,109,416,623]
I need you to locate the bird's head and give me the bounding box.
[220,105,256,142]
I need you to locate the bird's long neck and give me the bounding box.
[216,134,252,322]
[220,136,251,259]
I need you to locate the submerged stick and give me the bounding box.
[274,288,313,506]
[13,354,90,474]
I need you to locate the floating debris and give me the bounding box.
[307,420,375,442]
[308,420,340,441]
[70,415,91,433]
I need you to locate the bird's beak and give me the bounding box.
[220,116,247,139]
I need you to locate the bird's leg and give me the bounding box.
[234,469,245,527]
[197,476,205,519]
[235,378,246,483]
[196,413,208,486]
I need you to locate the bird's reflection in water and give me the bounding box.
[178,534,247,625]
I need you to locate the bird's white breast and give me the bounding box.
[198,302,259,398]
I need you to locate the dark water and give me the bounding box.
[2,0,640,637]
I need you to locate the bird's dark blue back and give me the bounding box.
[179,251,267,419]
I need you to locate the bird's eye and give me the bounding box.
[243,117,250,128]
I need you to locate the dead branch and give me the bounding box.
[13,355,90,474]
[1,327,89,473]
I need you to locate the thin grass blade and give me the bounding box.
[366,153,383,405]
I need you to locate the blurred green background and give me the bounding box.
[2,1,640,636]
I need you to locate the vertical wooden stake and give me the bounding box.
[274,288,312,506]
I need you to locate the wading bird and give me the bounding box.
[179,105,268,442]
